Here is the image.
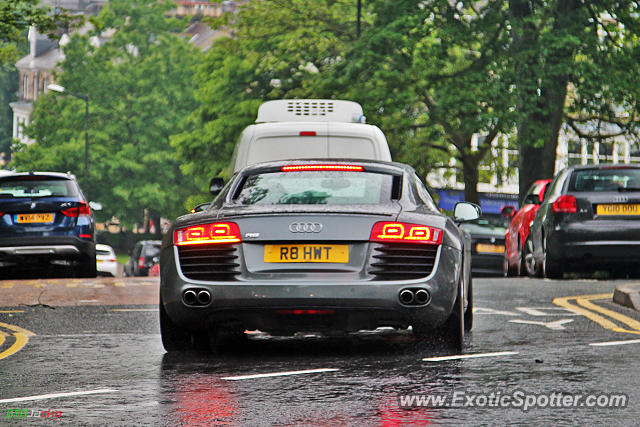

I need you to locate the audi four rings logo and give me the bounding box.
[289,222,323,233]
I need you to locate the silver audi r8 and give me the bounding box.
[159,160,480,352]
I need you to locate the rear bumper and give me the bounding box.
[547,220,640,264]
[0,236,95,266]
[160,244,462,334]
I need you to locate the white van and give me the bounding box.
[229,99,392,173]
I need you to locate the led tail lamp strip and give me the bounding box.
[174,222,241,246]
[370,222,443,245]
[280,164,364,172]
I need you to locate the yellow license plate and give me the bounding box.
[16,213,54,224]
[264,244,349,263]
[476,243,505,254]
[596,204,640,216]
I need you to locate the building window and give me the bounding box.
[33,75,39,99]
[22,75,29,100]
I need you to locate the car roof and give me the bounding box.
[238,158,415,175]
[96,244,114,251]
[0,171,75,181]
[565,164,640,172]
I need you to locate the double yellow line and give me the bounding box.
[0,322,35,360]
[554,293,640,335]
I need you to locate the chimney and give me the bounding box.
[28,26,37,58]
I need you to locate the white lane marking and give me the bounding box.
[221,368,339,381]
[108,309,158,312]
[589,339,640,347]
[516,307,580,316]
[508,318,574,330]
[473,307,520,316]
[422,351,519,362]
[0,389,118,404]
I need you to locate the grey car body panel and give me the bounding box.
[162,159,471,334]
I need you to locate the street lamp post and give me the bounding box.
[47,84,90,198]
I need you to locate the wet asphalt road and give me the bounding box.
[1,276,640,425]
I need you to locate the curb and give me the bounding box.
[613,284,640,312]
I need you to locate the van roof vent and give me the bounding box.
[256,99,365,123]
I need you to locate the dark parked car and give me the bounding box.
[124,240,162,276]
[530,165,640,278]
[0,171,96,277]
[460,215,508,276]
[160,160,480,352]
[504,179,552,276]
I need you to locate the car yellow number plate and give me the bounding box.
[264,244,349,263]
[15,213,54,224]
[596,204,640,216]
[476,243,505,254]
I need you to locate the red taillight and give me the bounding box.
[61,202,91,217]
[299,131,317,136]
[174,222,242,246]
[369,222,443,245]
[78,234,92,239]
[280,164,364,172]
[553,195,577,213]
[138,256,145,269]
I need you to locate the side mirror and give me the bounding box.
[524,194,540,205]
[89,201,103,211]
[209,177,225,195]
[453,202,481,223]
[190,202,211,213]
[501,205,516,218]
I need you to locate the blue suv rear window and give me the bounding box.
[0,178,77,198]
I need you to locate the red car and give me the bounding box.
[504,179,552,276]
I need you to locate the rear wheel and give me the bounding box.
[160,298,190,352]
[439,277,465,351]
[464,277,473,331]
[503,248,517,277]
[75,255,97,278]
[542,236,563,279]
[523,237,540,277]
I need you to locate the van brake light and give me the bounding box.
[281,164,364,172]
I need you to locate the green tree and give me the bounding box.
[0,0,71,65]
[0,64,18,163]
[172,0,368,208]
[11,0,201,229]
[508,0,640,199]
[314,0,515,203]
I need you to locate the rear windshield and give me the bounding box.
[0,178,77,198]
[143,245,161,257]
[568,168,640,192]
[235,171,394,205]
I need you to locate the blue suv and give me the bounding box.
[0,172,97,277]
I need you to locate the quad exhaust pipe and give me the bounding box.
[182,289,212,306]
[399,288,431,306]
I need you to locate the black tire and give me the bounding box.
[542,236,563,279]
[160,298,190,352]
[464,277,473,331]
[439,277,464,351]
[75,255,97,278]
[503,248,517,277]
[207,323,248,353]
[523,237,541,277]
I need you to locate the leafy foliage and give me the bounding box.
[11,0,201,226]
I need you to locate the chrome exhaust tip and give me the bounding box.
[183,290,198,305]
[399,289,415,305]
[414,289,431,305]
[197,290,212,305]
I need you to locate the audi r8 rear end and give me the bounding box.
[159,160,477,352]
